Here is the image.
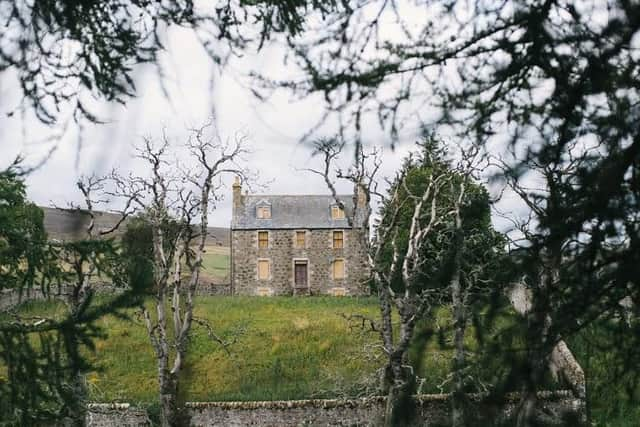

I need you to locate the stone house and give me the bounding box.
[230,178,370,296]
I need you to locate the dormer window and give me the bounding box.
[256,205,271,219]
[331,205,345,220]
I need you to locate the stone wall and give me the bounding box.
[87,404,150,427]
[194,282,232,296]
[186,397,432,427]
[0,281,229,310]
[0,287,53,311]
[86,392,584,426]
[231,228,369,296]
[0,284,125,312]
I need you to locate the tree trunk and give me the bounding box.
[516,285,552,427]
[515,389,538,427]
[383,355,414,427]
[159,369,179,427]
[516,346,549,427]
[510,273,587,426]
[66,300,89,427]
[450,207,466,427]
[64,371,88,427]
[451,291,466,427]
[549,341,588,425]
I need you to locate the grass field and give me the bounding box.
[12,297,383,405]
[4,297,638,425]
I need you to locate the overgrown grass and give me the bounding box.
[5,297,638,426]
[182,297,383,402]
[11,297,383,405]
[2,298,530,404]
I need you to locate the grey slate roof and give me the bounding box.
[232,195,364,230]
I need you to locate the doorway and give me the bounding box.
[294,260,309,294]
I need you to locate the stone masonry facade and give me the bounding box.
[231,228,369,296]
[230,178,370,296]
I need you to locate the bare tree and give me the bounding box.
[267,3,640,423]
[308,138,454,426]
[376,158,461,426]
[110,122,251,427]
[310,137,508,426]
[305,137,381,254]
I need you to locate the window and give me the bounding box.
[258,260,270,280]
[333,231,344,248]
[332,259,345,280]
[295,231,306,248]
[257,206,271,219]
[258,231,269,248]
[331,205,345,219]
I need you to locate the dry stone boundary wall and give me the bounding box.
[0,283,128,312]
[84,392,584,426]
[0,281,230,312]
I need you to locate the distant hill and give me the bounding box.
[41,206,230,247]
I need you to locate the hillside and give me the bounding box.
[11,297,382,403]
[41,206,230,246]
[3,297,634,425]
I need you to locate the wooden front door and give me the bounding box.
[294,262,308,288]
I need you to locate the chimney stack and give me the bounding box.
[232,176,243,215]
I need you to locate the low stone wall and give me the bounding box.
[0,288,51,311]
[1,281,230,310]
[194,282,231,296]
[87,404,150,427]
[187,398,398,427]
[0,284,125,312]
[86,391,584,427]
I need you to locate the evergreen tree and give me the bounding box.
[0,165,141,425]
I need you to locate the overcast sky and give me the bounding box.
[0,20,522,231]
[0,24,418,228]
